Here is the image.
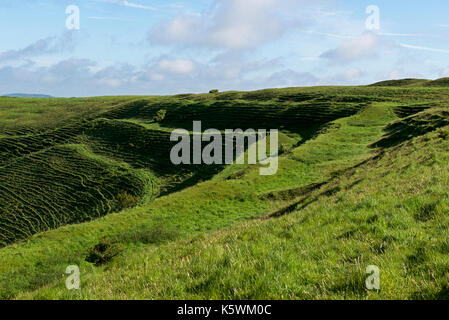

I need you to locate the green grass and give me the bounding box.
[2,82,449,299]
[370,78,431,87]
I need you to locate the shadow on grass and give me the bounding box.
[372,109,449,149]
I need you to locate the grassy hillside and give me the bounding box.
[2,83,449,299]
[370,78,431,87]
[370,77,449,88]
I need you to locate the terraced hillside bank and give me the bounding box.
[0,87,392,247]
[0,85,447,248]
[3,83,449,299]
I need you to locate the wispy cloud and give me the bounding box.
[400,43,449,54]
[99,0,156,11]
[379,32,433,38]
[122,0,156,10]
[301,30,352,39]
[0,32,74,63]
[88,16,134,22]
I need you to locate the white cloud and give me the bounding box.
[149,0,320,49]
[321,32,381,63]
[96,78,122,87]
[150,73,164,81]
[0,54,306,96]
[207,0,284,49]
[342,68,363,81]
[265,69,319,87]
[151,16,199,44]
[157,59,195,74]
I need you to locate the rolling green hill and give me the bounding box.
[369,78,431,87]
[370,77,449,88]
[2,82,449,299]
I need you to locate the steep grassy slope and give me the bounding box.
[0,98,161,246]
[2,85,449,299]
[0,89,373,246]
[370,77,449,88]
[370,78,431,87]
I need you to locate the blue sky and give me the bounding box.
[1,0,449,96]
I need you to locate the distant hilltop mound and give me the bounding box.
[370,77,449,87]
[423,77,449,87]
[2,93,53,98]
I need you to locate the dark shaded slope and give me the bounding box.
[425,77,449,87]
[373,108,449,148]
[370,79,430,87]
